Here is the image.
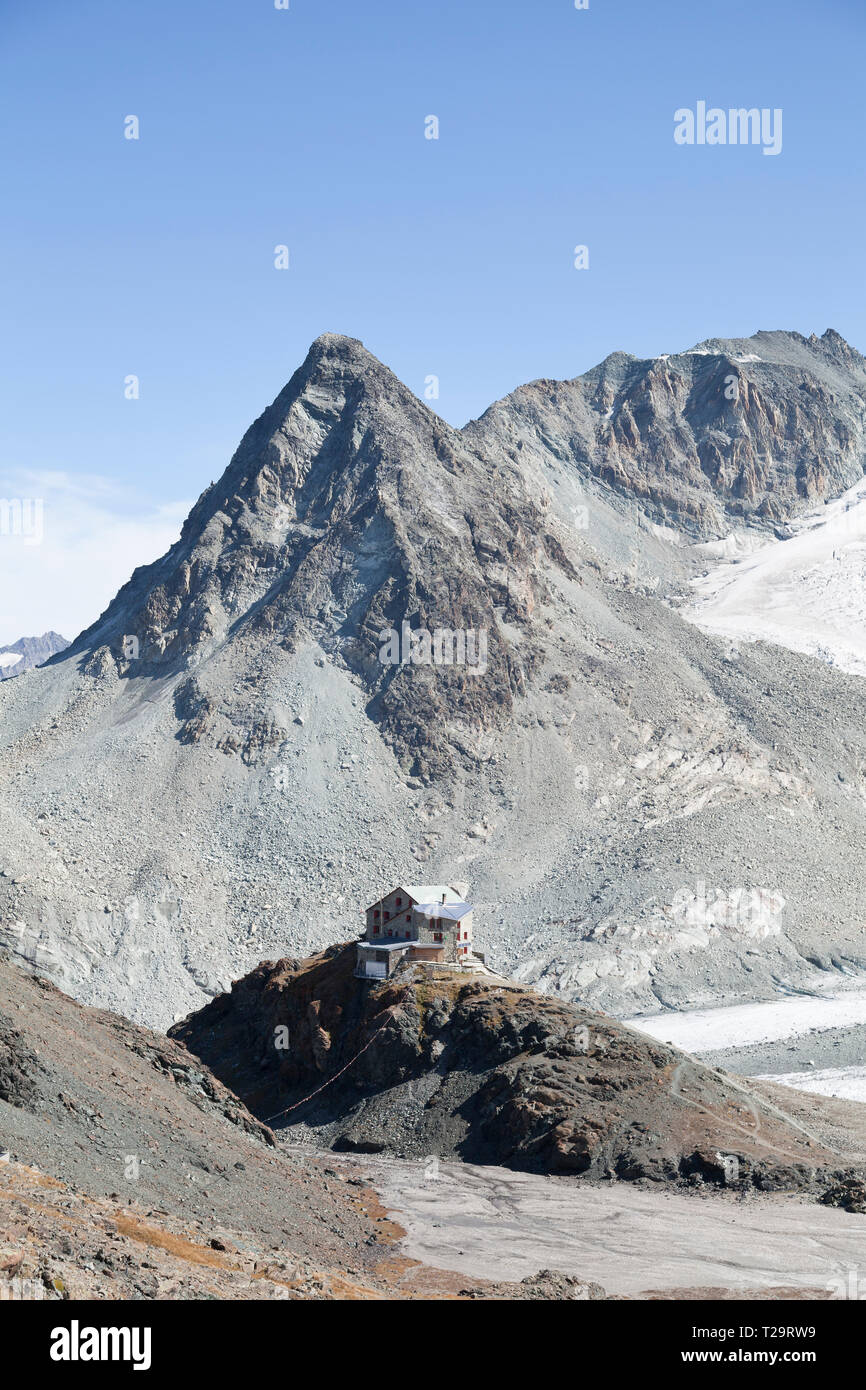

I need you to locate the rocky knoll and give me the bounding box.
[172,946,862,1193]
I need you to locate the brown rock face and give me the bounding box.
[468,329,866,534]
[172,945,863,1193]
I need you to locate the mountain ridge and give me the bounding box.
[64,325,866,671]
[0,631,69,680]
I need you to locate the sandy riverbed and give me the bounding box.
[340,1152,866,1297]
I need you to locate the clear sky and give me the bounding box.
[0,0,864,643]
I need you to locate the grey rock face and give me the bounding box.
[0,331,865,1028]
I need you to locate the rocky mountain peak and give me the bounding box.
[468,327,866,534]
[0,631,69,680]
[60,334,574,782]
[68,335,458,665]
[49,324,866,784]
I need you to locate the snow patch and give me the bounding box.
[756,1065,866,1104]
[683,477,866,676]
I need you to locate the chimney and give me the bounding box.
[441,892,446,903]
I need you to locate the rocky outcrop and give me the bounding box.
[0,1017,43,1110]
[173,945,864,1194]
[461,1269,606,1300]
[820,1178,866,1214]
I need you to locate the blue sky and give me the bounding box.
[0,0,863,642]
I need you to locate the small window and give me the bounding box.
[373,910,380,919]
[387,930,393,937]
[372,925,379,935]
[405,914,410,921]
[384,912,389,921]
[434,932,443,942]
[396,897,402,907]
[405,931,410,939]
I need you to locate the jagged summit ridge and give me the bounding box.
[684,327,866,372]
[468,326,866,533]
[67,323,866,674]
[0,631,69,680]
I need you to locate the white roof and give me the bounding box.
[358,940,412,953]
[413,902,473,922]
[400,885,463,904]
